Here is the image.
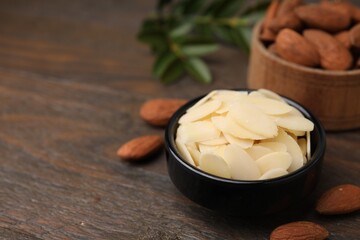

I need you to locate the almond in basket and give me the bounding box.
[260,0,360,71]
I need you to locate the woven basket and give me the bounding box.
[247,22,360,131]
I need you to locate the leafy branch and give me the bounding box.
[138,0,270,84]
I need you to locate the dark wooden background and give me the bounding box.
[0,0,359,239]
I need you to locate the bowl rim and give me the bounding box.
[253,21,360,77]
[165,89,326,185]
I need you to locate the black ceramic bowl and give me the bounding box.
[165,89,326,216]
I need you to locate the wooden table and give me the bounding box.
[1,0,359,239]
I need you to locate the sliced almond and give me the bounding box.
[229,102,278,138]
[179,99,221,124]
[187,146,201,166]
[223,133,254,149]
[175,138,195,166]
[199,153,231,178]
[246,145,273,160]
[213,145,227,159]
[257,88,286,103]
[213,90,248,103]
[177,121,220,143]
[188,90,217,111]
[198,144,227,159]
[259,168,288,180]
[276,115,314,132]
[286,107,304,117]
[248,91,266,98]
[307,131,311,160]
[215,102,230,114]
[256,142,287,152]
[224,144,261,180]
[285,128,306,137]
[298,138,307,156]
[256,152,292,174]
[198,143,221,154]
[175,89,313,180]
[212,115,266,140]
[199,135,228,146]
[271,129,304,172]
[246,96,293,115]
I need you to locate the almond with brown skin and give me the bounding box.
[352,5,360,22]
[140,98,187,127]
[270,221,329,240]
[268,0,303,33]
[269,12,302,33]
[277,0,304,16]
[316,184,360,215]
[334,31,351,49]
[303,29,353,70]
[350,23,360,49]
[295,4,350,33]
[321,0,360,22]
[260,0,280,42]
[320,0,351,16]
[275,28,320,67]
[117,135,163,161]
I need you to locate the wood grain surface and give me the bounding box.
[0,0,359,239]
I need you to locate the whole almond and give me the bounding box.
[316,184,360,215]
[303,29,353,70]
[350,23,360,49]
[320,0,351,16]
[117,135,163,161]
[321,0,360,22]
[295,5,350,33]
[140,99,187,127]
[334,31,351,49]
[260,0,280,42]
[268,0,303,33]
[352,5,360,22]
[270,221,329,240]
[275,28,320,67]
[277,0,304,16]
[269,12,302,33]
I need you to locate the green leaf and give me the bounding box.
[183,0,207,15]
[172,1,187,16]
[212,25,234,43]
[214,0,244,17]
[137,32,164,45]
[195,24,213,39]
[202,0,223,16]
[137,32,168,53]
[238,27,252,50]
[139,0,267,84]
[182,36,215,45]
[140,19,162,33]
[157,0,173,11]
[170,22,193,39]
[184,58,212,83]
[241,0,271,16]
[161,60,184,84]
[202,0,244,17]
[229,28,249,52]
[241,10,266,25]
[152,52,177,78]
[182,44,219,57]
